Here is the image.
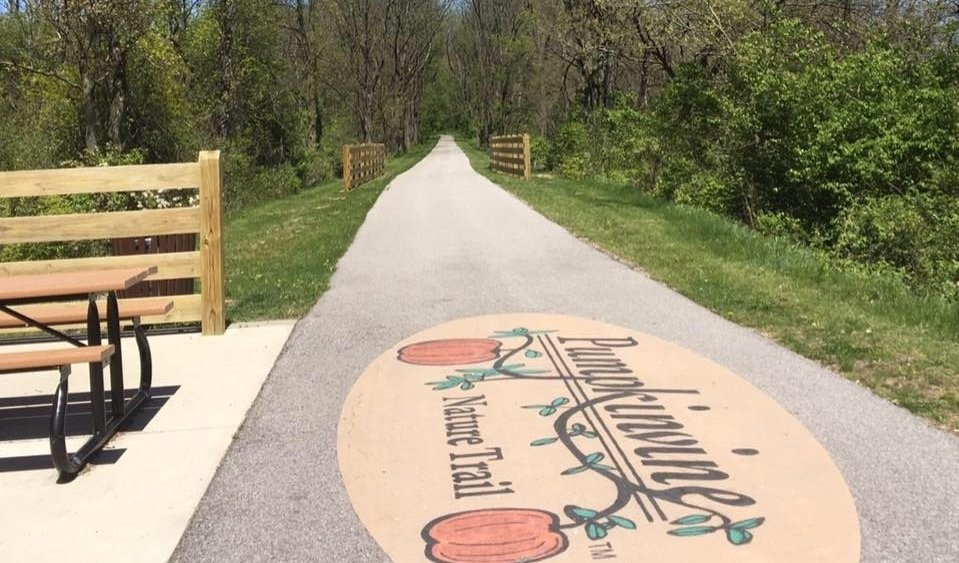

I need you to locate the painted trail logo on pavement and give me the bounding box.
[337,314,860,562]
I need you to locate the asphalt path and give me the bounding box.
[172,136,959,562]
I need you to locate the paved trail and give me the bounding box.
[173,137,958,562]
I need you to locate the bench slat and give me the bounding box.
[0,300,174,329]
[0,345,114,372]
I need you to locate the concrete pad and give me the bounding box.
[0,322,294,563]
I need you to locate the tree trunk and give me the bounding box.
[360,100,374,143]
[107,47,127,147]
[313,92,324,143]
[79,55,98,151]
[402,97,418,151]
[478,121,491,147]
[216,0,236,139]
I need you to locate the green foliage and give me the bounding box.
[0,1,398,214]
[224,150,302,211]
[835,194,959,298]
[544,19,959,298]
[552,118,591,179]
[529,135,551,172]
[125,30,199,163]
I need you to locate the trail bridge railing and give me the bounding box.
[490,134,531,180]
[343,143,386,192]
[0,152,226,335]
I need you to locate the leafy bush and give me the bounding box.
[224,148,304,211]
[529,135,551,172]
[835,194,959,297]
[552,118,592,179]
[543,18,959,297]
[673,171,739,216]
[754,211,811,243]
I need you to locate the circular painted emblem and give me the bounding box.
[338,314,860,562]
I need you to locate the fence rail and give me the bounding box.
[490,134,531,180]
[0,151,226,335]
[343,143,386,191]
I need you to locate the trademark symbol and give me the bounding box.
[589,541,617,559]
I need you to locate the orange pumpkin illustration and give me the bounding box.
[398,338,502,366]
[422,508,568,563]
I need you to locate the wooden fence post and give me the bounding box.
[198,150,226,335]
[343,145,353,192]
[523,134,532,181]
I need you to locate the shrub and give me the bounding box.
[755,211,809,242]
[673,171,739,216]
[835,194,959,296]
[225,148,303,211]
[552,118,592,179]
[529,135,551,172]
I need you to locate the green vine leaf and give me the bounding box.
[730,517,764,531]
[569,423,599,439]
[670,514,711,526]
[525,349,542,358]
[522,397,567,416]
[564,452,609,475]
[561,464,590,475]
[460,381,474,390]
[726,528,753,545]
[530,437,557,446]
[667,526,716,537]
[427,376,463,390]
[570,507,598,519]
[584,452,604,465]
[586,522,608,540]
[608,515,636,529]
[490,327,529,338]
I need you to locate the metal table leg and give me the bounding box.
[106,291,125,417]
[86,294,106,435]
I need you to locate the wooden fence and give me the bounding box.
[490,134,531,180]
[0,151,226,335]
[343,143,386,192]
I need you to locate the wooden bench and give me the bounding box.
[0,269,170,482]
[0,298,173,390]
[0,345,115,481]
[0,300,174,330]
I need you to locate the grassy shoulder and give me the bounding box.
[457,137,959,432]
[225,139,436,321]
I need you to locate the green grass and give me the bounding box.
[458,137,959,432]
[225,140,436,321]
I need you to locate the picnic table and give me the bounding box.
[0,267,170,481]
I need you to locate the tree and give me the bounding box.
[448,0,533,145]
